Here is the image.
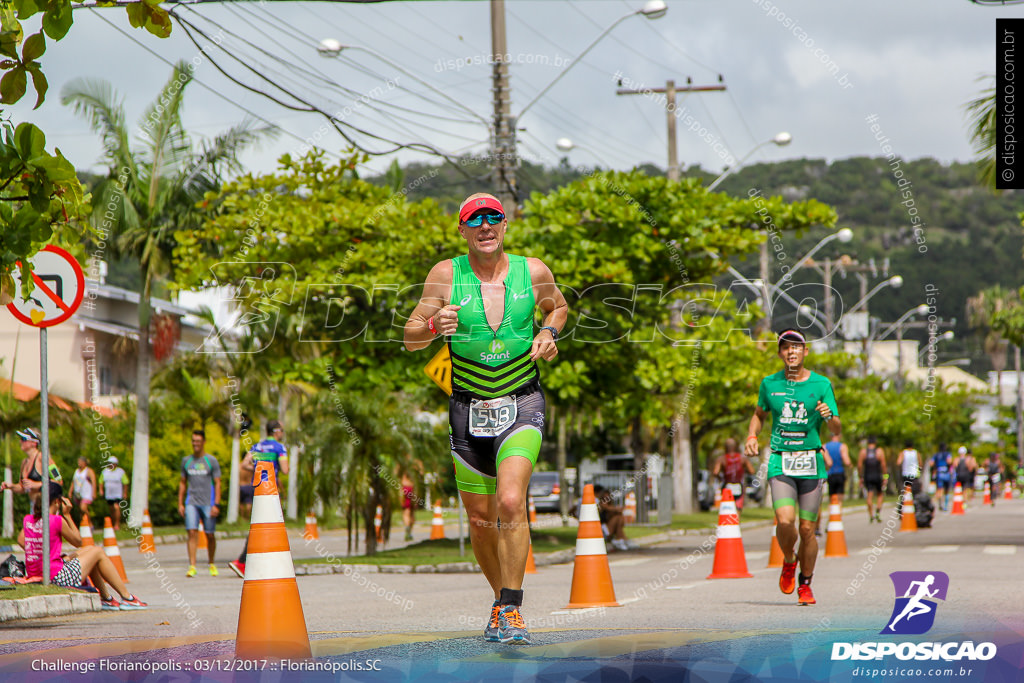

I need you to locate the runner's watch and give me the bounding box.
[539,326,559,341]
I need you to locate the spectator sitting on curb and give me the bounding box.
[593,485,633,552]
[18,481,147,610]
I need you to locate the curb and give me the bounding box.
[0,592,100,623]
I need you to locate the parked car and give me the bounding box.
[697,470,715,511]
[528,472,568,513]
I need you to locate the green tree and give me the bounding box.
[516,171,836,511]
[299,382,445,555]
[61,62,272,527]
[967,285,1018,403]
[0,0,170,294]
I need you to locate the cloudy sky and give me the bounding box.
[13,0,1020,179]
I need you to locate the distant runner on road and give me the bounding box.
[858,437,887,523]
[404,193,568,645]
[746,329,841,607]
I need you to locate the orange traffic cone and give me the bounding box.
[303,511,319,541]
[138,509,156,554]
[429,501,445,540]
[983,481,992,506]
[624,490,637,524]
[951,483,966,515]
[1005,481,1014,500]
[374,505,383,543]
[899,484,918,532]
[712,487,722,511]
[565,484,620,608]
[525,541,537,574]
[528,496,537,525]
[767,524,784,568]
[235,462,310,660]
[707,489,753,579]
[102,517,128,583]
[79,513,95,548]
[824,495,848,558]
[197,519,209,550]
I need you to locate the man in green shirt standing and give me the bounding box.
[404,193,568,645]
[745,329,840,606]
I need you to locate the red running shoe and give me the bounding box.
[779,559,798,595]
[797,584,816,605]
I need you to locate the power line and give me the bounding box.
[88,9,358,167]
[169,8,475,165]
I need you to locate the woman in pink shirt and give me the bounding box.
[19,482,147,610]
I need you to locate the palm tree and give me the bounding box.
[966,75,997,189]
[62,62,274,527]
[301,380,445,556]
[967,285,1018,403]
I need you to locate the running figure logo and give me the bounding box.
[880,571,949,635]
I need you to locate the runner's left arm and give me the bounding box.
[528,258,568,362]
[815,384,841,436]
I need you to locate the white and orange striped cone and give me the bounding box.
[79,513,95,548]
[303,511,319,541]
[712,487,722,511]
[707,489,753,579]
[429,501,445,540]
[951,483,966,515]
[235,462,310,660]
[374,505,383,543]
[983,481,992,506]
[102,517,128,583]
[565,484,619,608]
[624,490,637,524]
[899,484,918,532]
[525,541,537,574]
[824,495,848,558]
[1005,481,1014,500]
[197,519,209,550]
[528,496,537,525]
[138,509,156,554]
[767,524,784,568]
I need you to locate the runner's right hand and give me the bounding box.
[744,438,759,458]
[432,305,461,336]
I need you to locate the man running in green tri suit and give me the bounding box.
[404,193,568,645]
[745,329,840,606]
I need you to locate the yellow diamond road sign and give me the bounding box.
[424,345,452,396]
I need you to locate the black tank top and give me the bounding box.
[864,447,881,477]
[956,457,970,478]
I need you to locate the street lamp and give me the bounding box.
[517,1,667,120]
[878,304,930,342]
[918,330,955,363]
[773,228,853,293]
[710,254,829,335]
[707,132,792,191]
[317,39,490,128]
[847,275,903,315]
[555,137,610,167]
[876,303,929,387]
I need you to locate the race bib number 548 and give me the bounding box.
[469,395,517,437]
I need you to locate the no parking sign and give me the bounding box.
[6,245,85,327]
[4,244,85,586]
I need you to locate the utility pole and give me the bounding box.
[490,0,517,209]
[615,79,726,181]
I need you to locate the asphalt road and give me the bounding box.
[1,497,1022,682]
